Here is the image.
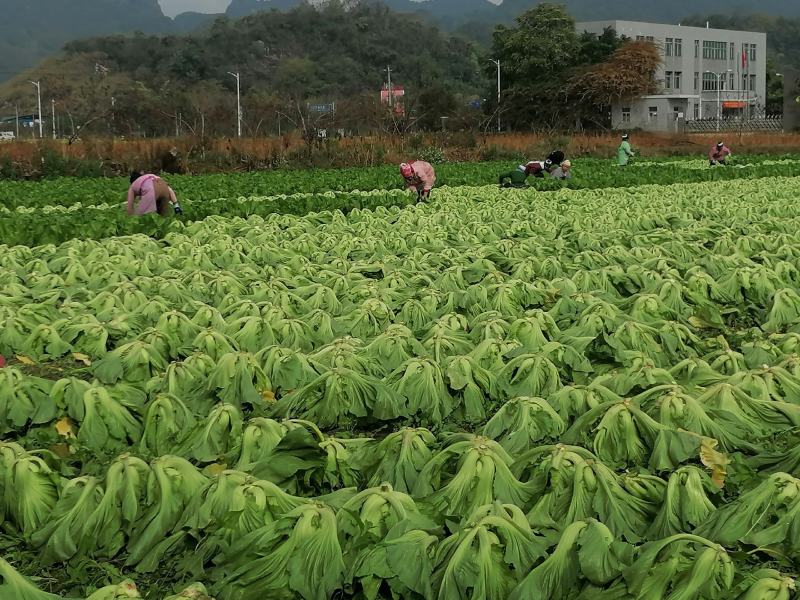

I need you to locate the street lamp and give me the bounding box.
[51,99,56,139]
[488,59,501,133]
[704,69,732,132]
[227,71,242,138]
[29,81,43,138]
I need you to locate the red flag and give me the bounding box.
[742,48,747,69]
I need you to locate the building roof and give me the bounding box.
[575,20,766,38]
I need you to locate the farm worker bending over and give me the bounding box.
[709,141,732,166]
[550,160,572,180]
[544,150,566,173]
[617,134,635,166]
[400,161,436,200]
[499,161,544,188]
[127,171,183,217]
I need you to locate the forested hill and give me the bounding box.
[223,0,800,27]
[0,0,173,81]
[32,2,482,97]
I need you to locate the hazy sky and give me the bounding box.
[159,0,230,17]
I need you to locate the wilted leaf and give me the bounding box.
[203,462,228,476]
[15,355,36,366]
[72,352,92,366]
[55,416,76,439]
[49,443,73,458]
[700,437,730,488]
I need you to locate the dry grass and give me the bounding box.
[2,131,800,177]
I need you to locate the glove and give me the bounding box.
[173,202,183,216]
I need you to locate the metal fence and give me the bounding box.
[684,116,783,133]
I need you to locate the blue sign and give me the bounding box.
[307,102,335,113]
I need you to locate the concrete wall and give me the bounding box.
[612,97,689,132]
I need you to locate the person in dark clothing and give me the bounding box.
[499,161,544,188]
[544,150,566,173]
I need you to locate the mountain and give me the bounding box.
[0,0,173,81]
[495,0,800,25]
[172,10,222,32]
[222,0,800,27]
[226,0,306,16]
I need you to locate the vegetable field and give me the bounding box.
[3,160,800,599]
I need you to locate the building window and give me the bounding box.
[622,107,631,123]
[665,37,673,56]
[742,74,748,90]
[703,41,727,60]
[636,35,644,41]
[665,71,673,89]
[649,106,658,122]
[729,42,735,61]
[674,71,682,89]
[729,72,735,90]
[694,39,700,58]
[750,74,757,91]
[750,43,756,61]
[702,72,720,91]
[694,72,699,91]
[674,38,682,57]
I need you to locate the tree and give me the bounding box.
[489,4,581,89]
[567,41,661,128]
[417,85,458,131]
[487,4,624,130]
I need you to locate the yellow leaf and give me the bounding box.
[15,355,36,366]
[261,389,276,403]
[687,316,707,329]
[72,352,92,366]
[700,437,731,488]
[203,463,227,476]
[55,417,76,439]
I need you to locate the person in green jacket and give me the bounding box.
[499,161,544,188]
[617,134,635,166]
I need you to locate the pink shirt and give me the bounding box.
[126,174,175,215]
[406,161,436,192]
[709,145,731,162]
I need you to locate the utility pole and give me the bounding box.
[489,59,501,132]
[15,105,19,139]
[29,81,43,138]
[51,99,56,139]
[385,66,393,107]
[227,71,242,137]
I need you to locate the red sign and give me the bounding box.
[722,101,747,108]
[380,84,405,104]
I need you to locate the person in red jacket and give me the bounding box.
[709,142,732,166]
[400,161,436,200]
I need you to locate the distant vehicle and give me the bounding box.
[0,131,15,142]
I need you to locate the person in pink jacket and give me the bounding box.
[708,142,732,166]
[126,171,183,217]
[400,161,436,200]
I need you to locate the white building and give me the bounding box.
[576,20,767,132]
